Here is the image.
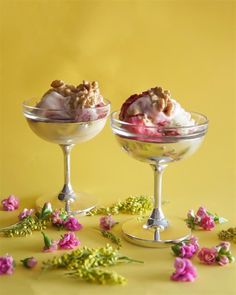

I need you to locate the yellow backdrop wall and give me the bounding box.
[0,1,235,295]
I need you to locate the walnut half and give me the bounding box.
[149,86,173,116]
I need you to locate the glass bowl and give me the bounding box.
[111,111,208,247]
[23,98,111,214]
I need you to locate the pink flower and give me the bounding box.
[51,209,67,227]
[41,232,58,253]
[171,236,199,259]
[200,215,215,230]
[18,208,34,220]
[64,217,83,231]
[218,255,229,266]
[196,206,215,230]
[186,206,227,230]
[196,206,207,218]
[58,232,80,250]
[99,215,117,231]
[171,258,197,282]
[1,195,19,211]
[198,242,234,266]
[180,244,196,259]
[43,240,58,253]
[21,257,37,269]
[189,236,199,252]
[197,247,217,265]
[0,254,14,275]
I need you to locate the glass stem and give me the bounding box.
[63,144,73,187]
[58,144,76,212]
[145,164,168,230]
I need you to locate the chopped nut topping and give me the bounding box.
[165,100,173,116]
[48,80,104,110]
[148,86,173,116]
[51,80,65,88]
[158,98,166,112]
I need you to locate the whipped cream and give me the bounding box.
[120,86,195,128]
[36,80,106,121]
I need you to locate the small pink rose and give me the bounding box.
[43,240,58,253]
[189,236,199,252]
[196,206,207,218]
[198,247,217,265]
[1,195,19,211]
[171,258,197,282]
[172,236,199,259]
[218,255,229,266]
[18,208,34,220]
[180,244,196,259]
[200,215,215,231]
[58,232,80,250]
[21,257,37,269]
[99,215,117,231]
[51,209,66,226]
[0,254,14,275]
[174,257,186,273]
[64,217,83,231]
[41,231,58,253]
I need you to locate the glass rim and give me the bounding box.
[111,110,208,130]
[22,98,111,112]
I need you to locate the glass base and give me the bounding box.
[122,217,191,248]
[35,191,97,215]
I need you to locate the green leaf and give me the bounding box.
[171,245,181,256]
[41,231,52,248]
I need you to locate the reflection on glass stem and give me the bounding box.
[145,164,169,230]
[58,144,76,213]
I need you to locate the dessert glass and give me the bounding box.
[23,98,110,214]
[111,111,208,247]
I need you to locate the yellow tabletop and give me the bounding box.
[0,0,235,294]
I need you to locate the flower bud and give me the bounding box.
[21,257,37,269]
[41,202,53,216]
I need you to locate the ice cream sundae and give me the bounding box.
[35,80,108,122]
[24,80,110,145]
[111,85,208,246]
[23,80,110,214]
[111,85,208,163]
[119,86,195,137]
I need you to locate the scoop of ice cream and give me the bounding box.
[36,91,71,120]
[36,80,106,121]
[119,86,194,128]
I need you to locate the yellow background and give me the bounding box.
[0,0,235,294]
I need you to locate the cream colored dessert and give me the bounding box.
[119,86,195,129]
[25,80,110,144]
[36,80,106,122]
[113,85,204,163]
